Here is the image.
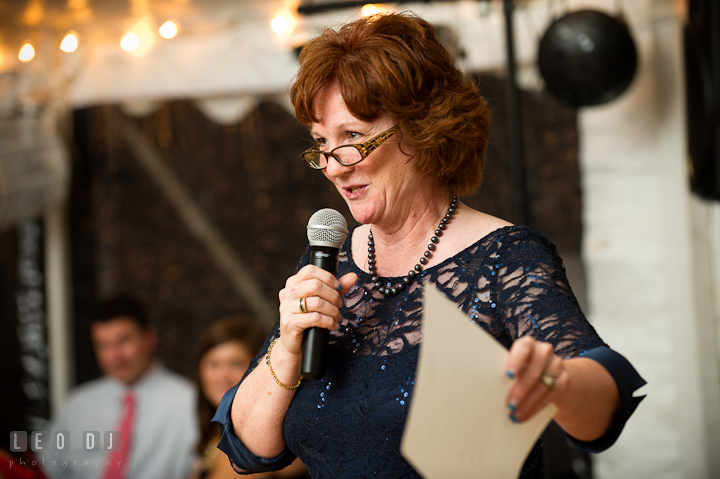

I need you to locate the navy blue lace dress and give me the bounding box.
[214,226,645,478]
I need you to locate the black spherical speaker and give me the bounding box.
[538,10,638,107]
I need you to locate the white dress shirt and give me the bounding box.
[43,363,199,479]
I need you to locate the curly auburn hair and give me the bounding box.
[290,12,491,196]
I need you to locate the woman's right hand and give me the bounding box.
[276,265,358,358]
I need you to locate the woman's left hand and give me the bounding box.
[504,336,566,423]
[504,336,620,441]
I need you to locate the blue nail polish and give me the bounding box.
[509,414,520,424]
[507,403,516,412]
[506,370,515,379]
[336,285,343,292]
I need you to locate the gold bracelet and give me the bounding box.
[266,338,302,390]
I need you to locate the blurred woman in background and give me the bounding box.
[193,316,309,479]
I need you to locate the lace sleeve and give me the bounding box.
[490,228,605,357]
[484,227,645,452]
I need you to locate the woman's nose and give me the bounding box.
[323,154,353,177]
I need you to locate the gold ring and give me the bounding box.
[298,297,307,314]
[540,372,557,391]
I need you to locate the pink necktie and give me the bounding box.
[104,390,136,479]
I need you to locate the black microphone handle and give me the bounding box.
[300,245,340,379]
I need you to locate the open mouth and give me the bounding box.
[343,185,367,198]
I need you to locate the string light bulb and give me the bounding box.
[121,17,155,56]
[120,32,140,52]
[60,32,79,53]
[361,4,390,16]
[19,43,35,62]
[270,9,296,35]
[159,21,178,39]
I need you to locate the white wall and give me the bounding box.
[578,1,720,478]
[689,198,720,477]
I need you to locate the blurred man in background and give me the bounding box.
[44,294,198,479]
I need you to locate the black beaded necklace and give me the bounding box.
[368,196,458,296]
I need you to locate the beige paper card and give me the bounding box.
[401,285,557,479]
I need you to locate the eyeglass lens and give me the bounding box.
[309,145,363,169]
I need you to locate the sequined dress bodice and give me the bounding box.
[243,225,606,479]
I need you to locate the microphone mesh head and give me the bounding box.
[307,208,348,247]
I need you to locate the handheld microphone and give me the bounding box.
[300,208,348,379]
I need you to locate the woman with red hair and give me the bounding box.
[213,12,644,478]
